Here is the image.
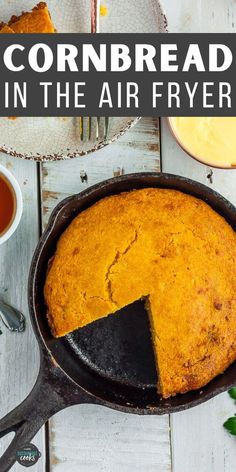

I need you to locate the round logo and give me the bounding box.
[15,443,41,467]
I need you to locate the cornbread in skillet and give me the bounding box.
[44,189,236,398]
[0,3,55,34]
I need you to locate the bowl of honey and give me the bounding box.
[0,165,22,245]
[168,117,236,169]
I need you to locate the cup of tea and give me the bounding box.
[0,164,23,245]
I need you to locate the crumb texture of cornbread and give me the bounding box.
[44,188,236,398]
[0,2,55,34]
[0,24,15,33]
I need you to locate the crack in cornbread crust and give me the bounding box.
[105,230,138,306]
[44,188,236,398]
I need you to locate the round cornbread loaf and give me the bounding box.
[44,189,236,398]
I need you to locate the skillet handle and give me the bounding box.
[0,349,91,472]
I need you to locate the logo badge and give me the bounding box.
[15,443,41,467]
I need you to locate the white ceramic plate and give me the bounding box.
[0,0,167,160]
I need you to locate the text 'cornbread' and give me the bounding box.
[44,189,236,398]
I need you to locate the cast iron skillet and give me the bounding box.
[1,172,236,471]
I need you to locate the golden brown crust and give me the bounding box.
[44,189,236,398]
[33,2,49,11]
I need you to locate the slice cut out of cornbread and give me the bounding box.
[0,2,55,34]
[44,189,236,398]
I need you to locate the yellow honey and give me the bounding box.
[169,117,236,168]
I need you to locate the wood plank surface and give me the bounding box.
[49,404,170,472]
[161,1,236,471]
[41,118,171,472]
[0,155,45,471]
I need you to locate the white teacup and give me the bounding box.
[0,164,23,245]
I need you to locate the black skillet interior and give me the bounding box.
[30,172,236,413]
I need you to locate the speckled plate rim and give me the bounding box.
[0,117,142,162]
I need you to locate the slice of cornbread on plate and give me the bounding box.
[8,2,55,33]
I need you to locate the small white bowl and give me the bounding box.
[0,164,23,245]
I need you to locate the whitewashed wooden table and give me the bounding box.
[1,0,236,470]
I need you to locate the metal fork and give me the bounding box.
[76,0,109,142]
